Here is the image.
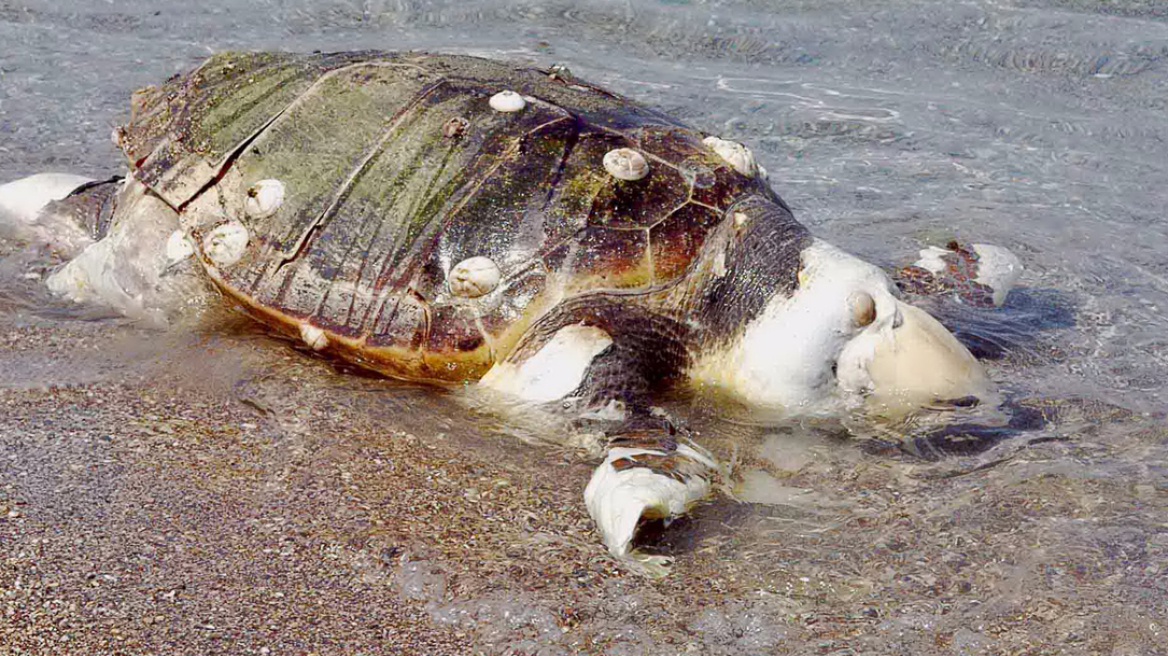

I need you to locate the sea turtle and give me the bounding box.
[0,51,1018,571]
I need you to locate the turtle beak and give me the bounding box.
[841,300,994,416]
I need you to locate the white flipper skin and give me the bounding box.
[479,324,613,403]
[0,173,96,255]
[913,245,952,276]
[970,243,1023,306]
[482,322,718,574]
[0,173,93,224]
[584,444,716,567]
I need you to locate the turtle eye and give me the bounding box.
[848,291,877,328]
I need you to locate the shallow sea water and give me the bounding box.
[2,1,1167,654]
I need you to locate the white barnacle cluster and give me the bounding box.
[203,222,250,268]
[489,90,526,113]
[603,148,650,181]
[703,136,757,177]
[244,179,285,219]
[448,256,501,298]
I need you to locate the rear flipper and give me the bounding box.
[3,174,213,325]
[0,173,102,255]
[480,297,717,575]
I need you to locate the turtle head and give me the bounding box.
[706,230,992,417]
[835,293,994,417]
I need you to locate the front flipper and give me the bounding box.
[894,240,1022,307]
[585,427,717,576]
[0,173,95,226]
[479,296,715,574]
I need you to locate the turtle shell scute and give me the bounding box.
[649,204,723,283]
[588,158,689,230]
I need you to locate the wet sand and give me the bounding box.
[2,246,1166,654]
